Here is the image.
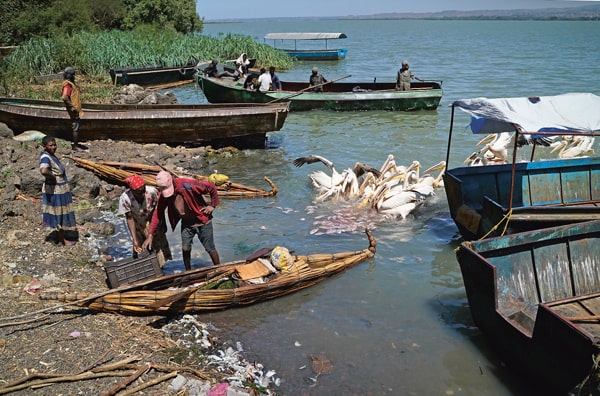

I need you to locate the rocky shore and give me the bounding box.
[0,86,277,395]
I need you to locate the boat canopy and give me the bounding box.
[452,92,600,134]
[264,32,347,40]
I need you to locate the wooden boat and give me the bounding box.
[455,220,600,394]
[109,61,197,86]
[264,32,347,60]
[40,229,376,315]
[443,93,600,240]
[0,97,290,149]
[68,157,278,198]
[0,45,17,57]
[197,75,443,111]
[194,58,257,77]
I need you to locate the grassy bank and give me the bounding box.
[0,27,293,102]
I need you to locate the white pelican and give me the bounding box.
[464,152,485,166]
[357,160,420,208]
[377,160,420,187]
[476,132,513,164]
[294,155,379,201]
[550,136,595,159]
[375,154,397,182]
[371,170,429,219]
[414,161,446,190]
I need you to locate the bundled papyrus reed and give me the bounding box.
[40,229,376,315]
[67,157,278,198]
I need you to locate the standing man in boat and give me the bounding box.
[309,67,327,92]
[143,171,222,271]
[61,66,85,151]
[396,60,423,91]
[269,66,282,91]
[117,174,172,266]
[235,53,251,78]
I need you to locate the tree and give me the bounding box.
[0,0,202,46]
[121,0,203,34]
[89,0,128,31]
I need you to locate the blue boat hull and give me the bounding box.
[285,48,347,60]
[443,157,600,240]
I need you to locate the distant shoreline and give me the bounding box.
[204,4,600,23]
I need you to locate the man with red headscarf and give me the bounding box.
[117,174,171,265]
[143,171,222,271]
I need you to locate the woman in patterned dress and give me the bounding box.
[39,136,77,245]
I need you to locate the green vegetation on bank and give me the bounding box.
[0,27,293,101]
[0,0,292,101]
[0,0,203,46]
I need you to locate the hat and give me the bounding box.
[125,175,145,190]
[156,171,174,198]
[312,67,318,72]
[401,60,408,65]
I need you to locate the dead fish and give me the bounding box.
[13,130,46,141]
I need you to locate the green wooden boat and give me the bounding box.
[197,74,443,111]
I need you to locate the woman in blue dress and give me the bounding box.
[39,136,77,245]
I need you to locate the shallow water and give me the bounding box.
[108,19,600,394]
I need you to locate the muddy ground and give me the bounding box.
[0,122,275,395]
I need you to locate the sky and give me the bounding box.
[197,0,597,21]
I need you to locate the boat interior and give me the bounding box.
[472,221,600,339]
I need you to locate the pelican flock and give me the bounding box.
[550,135,595,158]
[464,132,594,165]
[294,154,446,234]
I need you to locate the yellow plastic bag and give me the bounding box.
[270,246,293,272]
[208,173,229,186]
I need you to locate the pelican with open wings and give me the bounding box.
[293,155,380,201]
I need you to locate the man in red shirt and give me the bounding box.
[143,171,220,271]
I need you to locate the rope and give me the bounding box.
[453,208,514,253]
[479,208,513,240]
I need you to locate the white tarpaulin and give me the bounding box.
[452,92,600,134]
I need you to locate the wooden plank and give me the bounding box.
[571,237,600,295]
[562,169,592,203]
[529,171,562,205]
[533,243,573,302]
[493,250,539,307]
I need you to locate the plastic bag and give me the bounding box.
[270,246,293,272]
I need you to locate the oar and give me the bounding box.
[267,74,352,104]
[145,269,234,310]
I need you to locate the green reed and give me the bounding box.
[0,28,293,98]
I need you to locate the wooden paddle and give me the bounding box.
[267,74,352,103]
[145,269,234,310]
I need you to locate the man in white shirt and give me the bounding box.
[257,68,272,92]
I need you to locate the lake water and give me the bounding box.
[130,19,599,395]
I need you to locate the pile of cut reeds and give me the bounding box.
[68,157,277,198]
[41,230,376,315]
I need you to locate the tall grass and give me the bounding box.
[0,27,293,97]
